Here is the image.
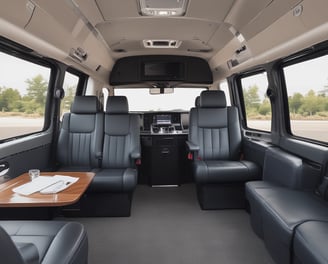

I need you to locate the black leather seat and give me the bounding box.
[86,96,140,216]
[57,96,103,171]
[294,221,328,264]
[187,90,260,209]
[0,221,88,264]
[251,187,328,264]
[246,147,324,264]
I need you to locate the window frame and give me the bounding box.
[280,44,328,146]
[0,39,56,143]
[237,68,271,133]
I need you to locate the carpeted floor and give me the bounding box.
[74,184,274,264]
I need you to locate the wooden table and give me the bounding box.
[0,172,94,207]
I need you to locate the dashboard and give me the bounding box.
[139,112,189,135]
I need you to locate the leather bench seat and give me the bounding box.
[246,147,324,264]
[248,186,328,264]
[294,221,328,264]
[0,221,88,264]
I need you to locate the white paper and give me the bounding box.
[13,176,60,195]
[12,175,79,195]
[40,175,79,194]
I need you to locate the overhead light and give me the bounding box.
[143,40,182,48]
[229,26,245,43]
[69,47,88,62]
[138,0,189,17]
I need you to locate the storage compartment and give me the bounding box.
[140,135,190,186]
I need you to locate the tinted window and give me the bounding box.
[240,72,271,132]
[61,71,79,117]
[284,55,328,142]
[0,51,51,141]
[115,88,206,111]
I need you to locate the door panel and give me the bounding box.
[0,133,53,180]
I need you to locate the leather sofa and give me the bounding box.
[246,147,326,264]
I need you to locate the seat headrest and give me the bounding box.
[71,96,99,114]
[195,96,200,107]
[106,96,129,114]
[200,90,226,108]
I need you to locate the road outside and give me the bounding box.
[0,117,327,142]
[248,120,328,142]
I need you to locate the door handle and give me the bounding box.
[0,162,9,176]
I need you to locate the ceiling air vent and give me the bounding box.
[143,40,182,48]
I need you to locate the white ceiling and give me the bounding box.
[2,0,328,85]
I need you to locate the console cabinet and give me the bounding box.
[140,135,189,186]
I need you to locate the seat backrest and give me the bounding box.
[189,90,241,160]
[0,226,27,264]
[57,96,103,169]
[102,96,140,169]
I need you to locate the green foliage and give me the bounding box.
[244,86,328,119]
[0,87,21,111]
[258,98,271,115]
[0,75,48,116]
[289,92,303,114]
[243,85,261,111]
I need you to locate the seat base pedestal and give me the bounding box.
[197,183,246,210]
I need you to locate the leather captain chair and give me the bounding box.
[57,96,103,171]
[87,96,140,216]
[187,90,260,209]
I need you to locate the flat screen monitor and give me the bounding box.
[142,62,183,80]
[156,114,171,125]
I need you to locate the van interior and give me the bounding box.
[0,0,328,263]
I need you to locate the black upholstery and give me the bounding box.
[188,90,260,209]
[91,96,140,193]
[0,221,88,264]
[294,221,328,264]
[246,147,307,238]
[87,96,140,216]
[57,96,103,171]
[246,147,326,264]
[251,187,328,264]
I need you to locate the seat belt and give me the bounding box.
[315,164,328,199]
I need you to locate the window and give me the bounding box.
[240,72,271,132]
[284,55,328,142]
[219,81,231,106]
[114,87,206,111]
[0,51,51,141]
[61,71,79,116]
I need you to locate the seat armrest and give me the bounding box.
[130,149,141,160]
[186,141,200,152]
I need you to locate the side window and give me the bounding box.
[283,55,328,143]
[219,80,231,106]
[61,71,79,117]
[0,51,51,141]
[240,72,271,132]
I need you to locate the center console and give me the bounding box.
[139,112,191,186]
[149,114,184,134]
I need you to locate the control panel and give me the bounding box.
[142,112,186,135]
